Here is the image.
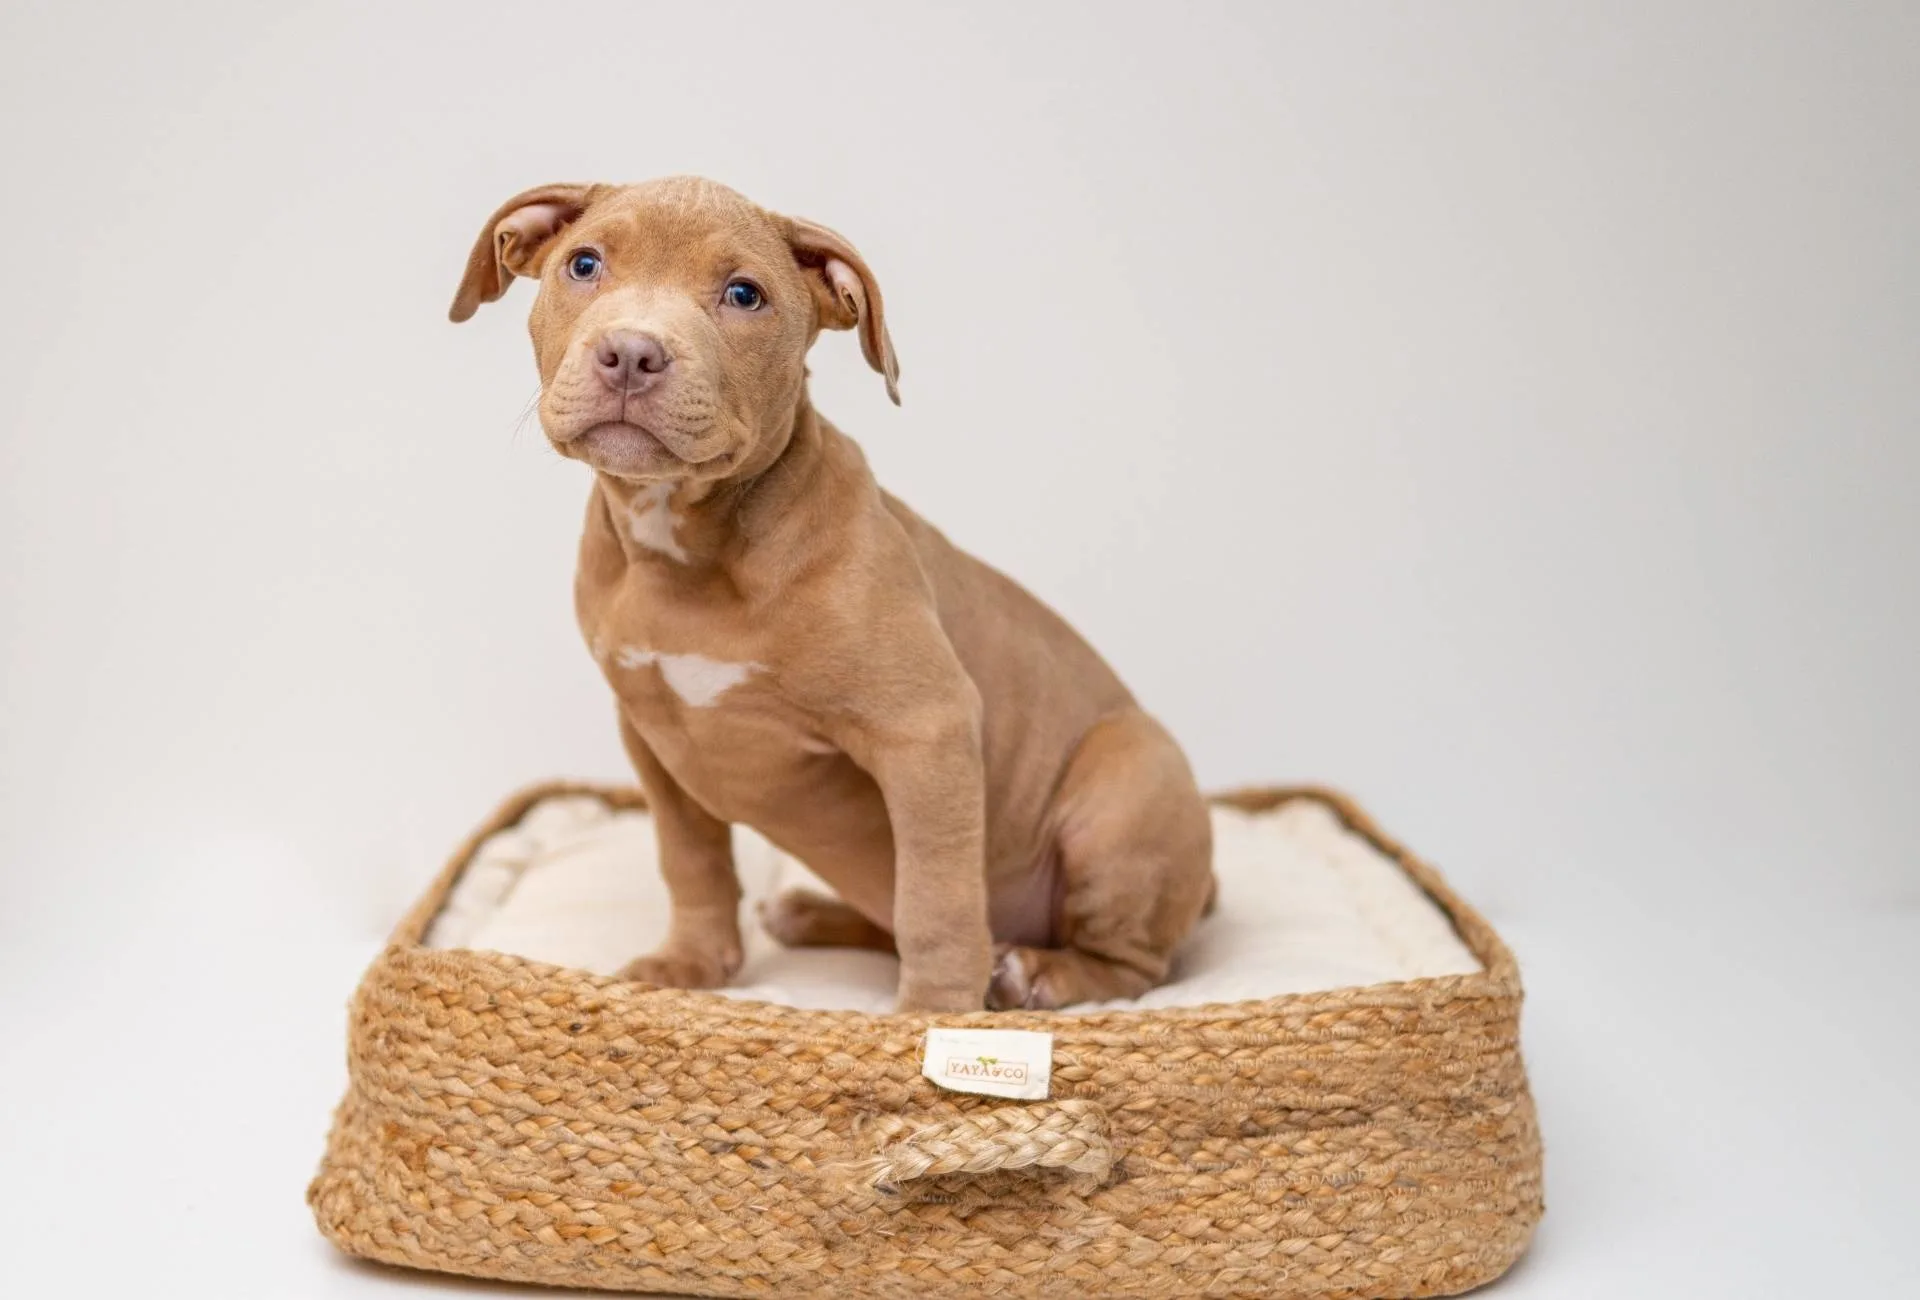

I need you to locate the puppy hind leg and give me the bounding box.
[987,710,1214,1011]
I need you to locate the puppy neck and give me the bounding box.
[594,398,839,580]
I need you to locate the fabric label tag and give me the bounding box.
[921,1027,1053,1100]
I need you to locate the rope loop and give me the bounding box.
[839,1100,1113,1195]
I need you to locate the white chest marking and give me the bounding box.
[627,482,688,563]
[616,645,761,708]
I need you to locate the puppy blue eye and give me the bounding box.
[724,280,764,310]
[566,250,601,281]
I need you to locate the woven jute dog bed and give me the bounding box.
[309,781,1542,1298]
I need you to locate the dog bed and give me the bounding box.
[310,782,1542,1298]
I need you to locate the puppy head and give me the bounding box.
[451,177,899,482]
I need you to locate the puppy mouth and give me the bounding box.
[567,421,690,476]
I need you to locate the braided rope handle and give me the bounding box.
[841,1100,1114,1194]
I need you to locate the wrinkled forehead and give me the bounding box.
[569,177,790,277]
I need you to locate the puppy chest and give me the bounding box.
[608,644,763,711]
[578,573,765,714]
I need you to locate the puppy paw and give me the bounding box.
[894,976,986,1014]
[758,888,897,953]
[756,888,832,947]
[986,944,1040,1011]
[618,948,737,990]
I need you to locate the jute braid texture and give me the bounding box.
[310,783,1543,1298]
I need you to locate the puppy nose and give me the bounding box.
[593,330,671,390]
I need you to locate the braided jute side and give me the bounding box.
[309,781,1543,1299]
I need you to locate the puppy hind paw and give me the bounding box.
[756,888,830,947]
[757,887,896,953]
[986,944,1041,1011]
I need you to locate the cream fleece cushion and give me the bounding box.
[426,794,1480,1011]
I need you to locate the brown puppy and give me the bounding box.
[452,177,1214,1012]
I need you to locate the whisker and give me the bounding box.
[510,389,541,442]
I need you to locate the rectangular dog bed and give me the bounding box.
[310,782,1542,1297]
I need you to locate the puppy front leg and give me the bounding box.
[855,702,992,1013]
[616,712,743,989]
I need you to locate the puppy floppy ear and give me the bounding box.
[784,216,901,405]
[449,183,598,323]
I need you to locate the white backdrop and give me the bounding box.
[1,3,1915,1296]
